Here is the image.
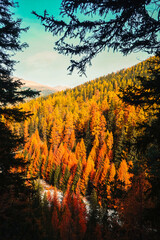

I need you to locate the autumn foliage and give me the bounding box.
[11,57,159,240]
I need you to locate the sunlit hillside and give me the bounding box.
[14,57,152,195]
[6,56,160,240]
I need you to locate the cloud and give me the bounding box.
[25,51,60,68]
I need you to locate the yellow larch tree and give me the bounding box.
[117,159,132,190]
[80,155,95,196]
[50,118,63,150]
[75,138,87,166]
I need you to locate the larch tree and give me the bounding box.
[117,159,131,190]
[63,111,75,148]
[98,155,110,198]
[99,115,107,147]
[90,101,101,141]
[96,142,107,169]
[32,0,160,235]
[75,138,87,165]
[80,156,95,195]
[50,118,63,150]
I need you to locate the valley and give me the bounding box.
[10,56,159,239]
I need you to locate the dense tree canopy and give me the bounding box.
[0,1,160,239]
[33,0,160,74]
[32,1,160,237]
[13,56,159,239]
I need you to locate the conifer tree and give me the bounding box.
[114,127,126,167]
[34,0,160,75]
[122,53,160,232]
[75,138,87,166]
[0,1,39,239]
[50,118,63,149]
[117,159,131,190]
[0,0,39,190]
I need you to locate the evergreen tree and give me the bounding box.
[122,54,160,233]
[114,127,126,167]
[0,0,39,190]
[0,1,39,238]
[33,0,160,74]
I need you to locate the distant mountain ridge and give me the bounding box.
[14,78,69,96]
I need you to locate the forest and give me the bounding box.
[3,56,159,240]
[1,0,160,240]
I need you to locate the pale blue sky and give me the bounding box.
[13,0,150,88]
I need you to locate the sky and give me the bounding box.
[13,0,150,88]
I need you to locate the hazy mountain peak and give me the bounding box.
[14,78,69,96]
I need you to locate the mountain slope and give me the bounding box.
[14,78,69,96]
[16,56,154,190]
[12,55,159,240]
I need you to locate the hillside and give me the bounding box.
[12,56,159,240]
[15,56,152,187]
